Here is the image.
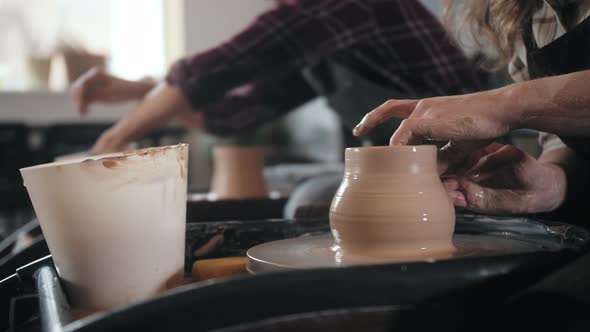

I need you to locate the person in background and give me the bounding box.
[73,0,480,155]
[353,0,590,217]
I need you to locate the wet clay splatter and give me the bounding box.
[176,151,186,180]
[102,160,119,169]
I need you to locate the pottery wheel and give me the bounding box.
[246,231,562,274]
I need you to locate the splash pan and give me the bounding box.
[247,214,589,273]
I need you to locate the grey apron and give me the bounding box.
[302,61,425,146]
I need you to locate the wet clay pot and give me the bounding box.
[20,144,188,311]
[329,146,455,257]
[210,146,268,200]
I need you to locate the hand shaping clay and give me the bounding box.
[210,146,268,199]
[329,145,455,257]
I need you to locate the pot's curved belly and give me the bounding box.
[329,173,455,257]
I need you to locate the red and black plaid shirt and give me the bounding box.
[166,0,481,135]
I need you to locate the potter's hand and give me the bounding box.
[354,70,590,147]
[352,88,519,146]
[352,89,524,172]
[90,83,198,155]
[72,67,156,115]
[442,143,566,214]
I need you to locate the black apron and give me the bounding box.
[523,12,590,158]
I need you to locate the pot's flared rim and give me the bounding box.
[343,145,438,173]
[20,143,188,172]
[345,145,436,153]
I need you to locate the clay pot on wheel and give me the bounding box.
[210,146,268,200]
[329,145,455,257]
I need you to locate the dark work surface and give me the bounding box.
[186,196,287,222]
[1,213,589,331]
[64,251,589,332]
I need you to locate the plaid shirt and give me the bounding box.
[507,0,590,152]
[166,0,481,135]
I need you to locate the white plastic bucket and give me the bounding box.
[20,144,188,311]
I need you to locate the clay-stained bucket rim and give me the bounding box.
[20,143,188,173]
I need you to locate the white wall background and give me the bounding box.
[182,0,274,55]
[420,0,443,18]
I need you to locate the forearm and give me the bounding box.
[129,79,157,100]
[511,70,590,136]
[108,82,191,145]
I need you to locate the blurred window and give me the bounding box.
[0,0,168,90]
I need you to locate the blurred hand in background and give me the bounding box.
[71,68,200,155]
[72,67,156,115]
